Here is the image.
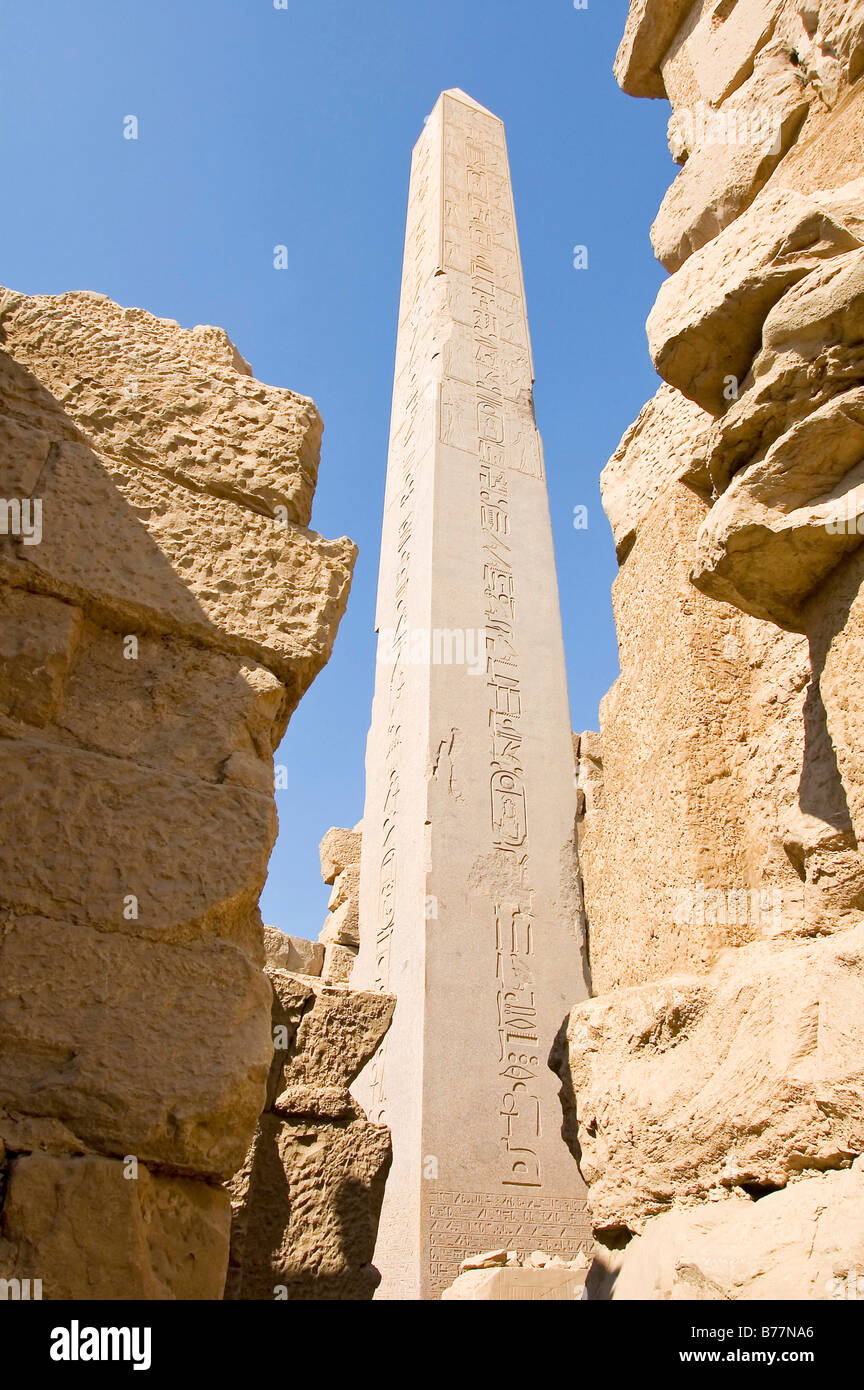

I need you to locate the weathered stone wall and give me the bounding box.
[317,824,362,984]
[225,930,393,1301]
[0,287,355,1298]
[559,0,864,1299]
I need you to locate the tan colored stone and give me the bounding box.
[600,383,713,562]
[53,621,287,791]
[0,1153,230,1300]
[276,980,394,1102]
[817,1,864,86]
[705,241,864,493]
[0,412,53,494]
[263,925,324,978]
[5,438,355,699]
[460,1248,509,1270]
[0,735,275,947]
[327,861,361,913]
[589,0,864,1309]
[442,1265,587,1300]
[225,1110,391,1301]
[0,914,272,1180]
[578,475,818,991]
[226,974,394,1300]
[811,547,864,849]
[319,942,358,986]
[679,0,783,109]
[555,925,864,1236]
[613,1163,864,1300]
[653,54,810,271]
[2,288,322,524]
[319,899,360,949]
[0,277,355,1301]
[691,387,864,628]
[614,0,696,99]
[647,184,862,414]
[0,586,82,727]
[319,825,362,885]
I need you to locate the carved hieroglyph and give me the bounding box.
[352,90,591,1300]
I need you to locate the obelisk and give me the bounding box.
[353,90,591,1300]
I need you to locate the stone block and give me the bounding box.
[263,926,324,977]
[555,925,864,1235]
[442,1266,587,1300]
[0,734,275,944]
[319,826,362,885]
[7,438,356,698]
[0,914,272,1179]
[647,184,862,414]
[613,1164,864,1301]
[0,585,82,726]
[0,1152,231,1300]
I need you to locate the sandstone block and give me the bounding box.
[614,0,696,98]
[652,56,810,271]
[320,942,358,986]
[226,973,394,1300]
[319,899,360,948]
[0,735,275,946]
[0,1153,231,1300]
[555,926,864,1235]
[2,288,322,525]
[0,411,53,495]
[0,585,82,726]
[327,861,361,913]
[581,478,810,990]
[818,1,864,85]
[613,1164,864,1301]
[442,1266,587,1300]
[54,624,287,790]
[278,982,394,1100]
[681,0,780,108]
[263,925,324,977]
[319,825,362,884]
[7,439,356,700]
[600,383,713,562]
[647,185,862,414]
[704,240,864,492]
[0,914,272,1180]
[691,387,864,628]
[225,1110,391,1301]
[813,547,864,849]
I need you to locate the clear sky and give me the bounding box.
[1,0,675,940]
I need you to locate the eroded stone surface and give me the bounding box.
[0,285,355,1298]
[225,961,394,1301]
[317,826,361,984]
[612,1162,864,1301]
[0,1153,231,1301]
[568,4,864,1302]
[556,925,864,1236]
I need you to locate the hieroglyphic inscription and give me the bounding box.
[426,1191,592,1298]
[443,105,547,1191]
[367,133,438,1124]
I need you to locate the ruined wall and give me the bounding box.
[559,0,864,1298]
[317,824,362,984]
[225,928,392,1300]
[0,287,355,1298]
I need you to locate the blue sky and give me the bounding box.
[1,0,674,939]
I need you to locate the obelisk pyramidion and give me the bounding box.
[352,89,591,1300]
